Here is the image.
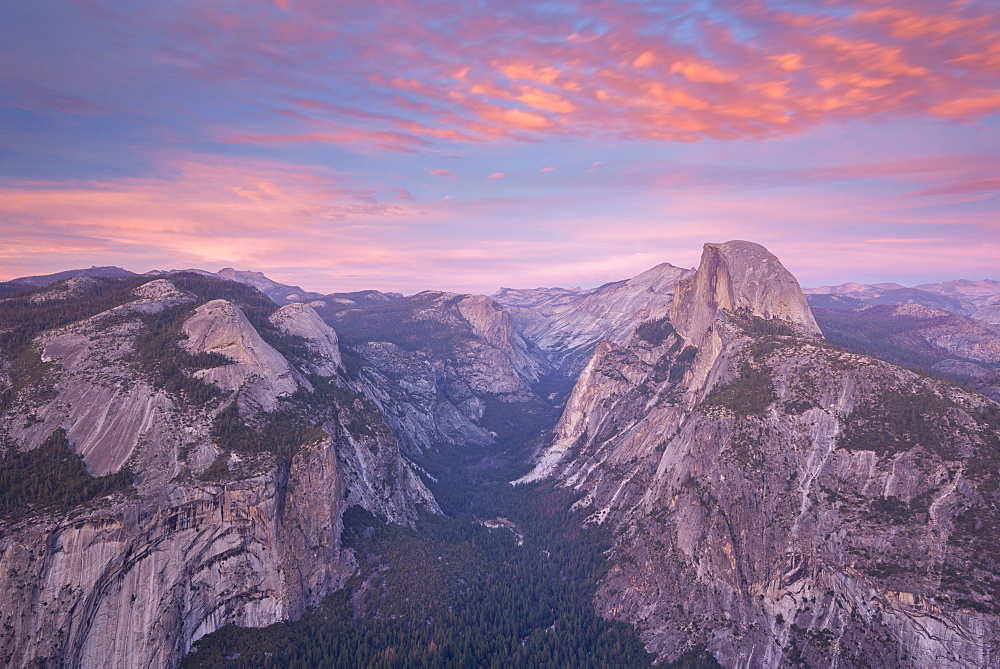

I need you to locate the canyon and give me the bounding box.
[1,245,998,667]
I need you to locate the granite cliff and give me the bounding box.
[521,241,1000,666]
[0,275,435,668]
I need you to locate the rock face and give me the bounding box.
[181,299,299,411]
[494,262,692,374]
[0,278,436,668]
[269,302,343,376]
[4,283,196,476]
[354,341,494,456]
[523,242,1000,666]
[670,241,820,349]
[1,443,353,668]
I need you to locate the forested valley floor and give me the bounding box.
[181,423,716,668]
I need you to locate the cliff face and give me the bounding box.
[524,241,1000,666]
[671,241,820,347]
[0,443,353,668]
[0,277,436,668]
[269,302,343,376]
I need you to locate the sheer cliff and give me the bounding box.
[522,241,1000,666]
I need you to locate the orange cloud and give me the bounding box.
[632,51,657,68]
[930,92,1000,118]
[515,87,577,114]
[670,60,739,84]
[8,0,1000,154]
[499,62,562,86]
[482,107,552,130]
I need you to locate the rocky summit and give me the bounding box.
[1,244,998,668]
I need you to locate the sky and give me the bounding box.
[1,0,999,295]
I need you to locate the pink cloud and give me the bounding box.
[0,156,416,280]
[930,93,1000,118]
[487,172,505,180]
[34,0,989,150]
[909,177,1000,197]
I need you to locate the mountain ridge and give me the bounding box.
[2,244,999,668]
[519,241,1000,666]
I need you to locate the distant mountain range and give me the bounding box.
[2,253,999,667]
[804,279,1000,317]
[7,265,324,305]
[794,279,1000,401]
[10,266,998,318]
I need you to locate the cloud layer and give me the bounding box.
[1,0,998,291]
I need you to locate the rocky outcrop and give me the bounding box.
[28,276,99,303]
[524,242,1000,666]
[4,283,194,476]
[494,262,692,374]
[457,294,544,387]
[0,279,437,668]
[269,302,343,376]
[973,304,1000,325]
[670,240,820,349]
[181,299,299,411]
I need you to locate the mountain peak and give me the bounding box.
[669,240,820,349]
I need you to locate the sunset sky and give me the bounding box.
[2,0,998,294]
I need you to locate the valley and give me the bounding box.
[1,242,998,667]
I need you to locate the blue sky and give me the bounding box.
[1,0,998,293]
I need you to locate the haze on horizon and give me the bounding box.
[1,0,998,295]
